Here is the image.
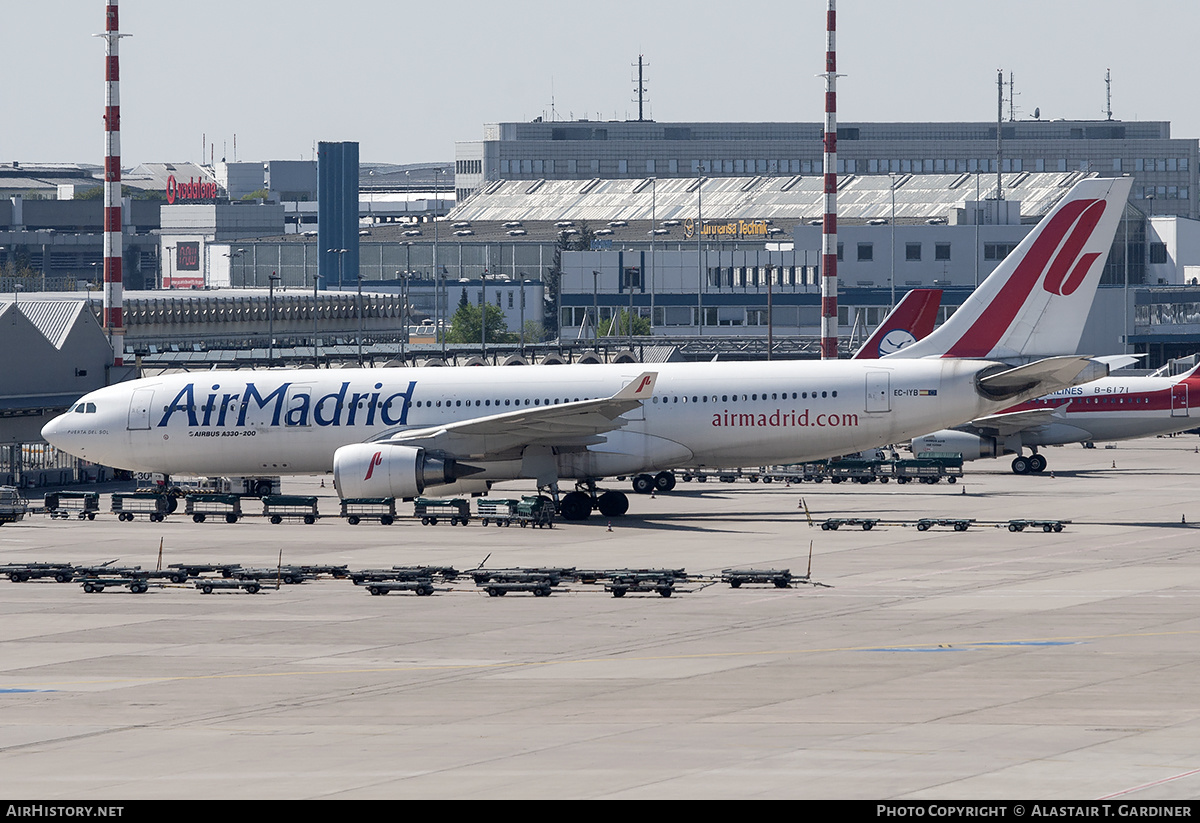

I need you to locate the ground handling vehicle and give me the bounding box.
[111,492,172,522]
[262,495,320,525]
[413,497,470,526]
[0,486,28,525]
[340,498,396,525]
[43,491,99,520]
[185,493,244,524]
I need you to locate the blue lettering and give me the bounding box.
[158,383,198,427]
[314,382,350,426]
[381,381,417,426]
[237,382,290,426]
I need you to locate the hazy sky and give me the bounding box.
[5,0,1198,166]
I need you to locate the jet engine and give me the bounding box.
[910,430,1002,461]
[333,443,470,499]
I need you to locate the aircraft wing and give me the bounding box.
[959,405,1070,438]
[371,371,658,459]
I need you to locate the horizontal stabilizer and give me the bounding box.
[976,356,1109,401]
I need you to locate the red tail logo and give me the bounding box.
[1041,200,1107,296]
[364,451,383,481]
[635,376,653,393]
[945,198,1105,357]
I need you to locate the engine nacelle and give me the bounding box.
[333,443,458,500]
[911,430,1001,461]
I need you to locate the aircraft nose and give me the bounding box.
[42,415,68,453]
[42,410,84,458]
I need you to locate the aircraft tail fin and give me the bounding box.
[886,176,1133,361]
[851,289,942,360]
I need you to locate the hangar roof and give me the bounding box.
[447,171,1101,225]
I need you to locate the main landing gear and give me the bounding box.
[1011,452,1047,475]
[631,471,676,494]
[556,480,630,521]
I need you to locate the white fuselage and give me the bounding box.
[915,371,1198,458]
[43,359,1047,481]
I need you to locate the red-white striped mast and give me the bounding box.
[820,0,839,359]
[98,2,128,366]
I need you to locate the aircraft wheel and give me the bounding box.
[559,491,593,521]
[1011,456,1031,475]
[632,474,655,494]
[597,491,629,517]
[654,471,676,492]
[1029,454,1047,473]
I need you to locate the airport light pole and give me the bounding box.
[520,278,528,357]
[432,167,443,356]
[267,272,280,366]
[592,269,600,350]
[356,270,364,367]
[649,177,656,331]
[889,172,897,310]
[312,270,321,369]
[697,166,705,336]
[327,247,349,359]
[480,270,489,361]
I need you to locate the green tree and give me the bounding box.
[599,309,651,338]
[445,302,516,344]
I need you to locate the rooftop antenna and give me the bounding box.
[632,55,650,122]
[1105,68,1113,121]
[1008,72,1019,121]
[995,68,1004,202]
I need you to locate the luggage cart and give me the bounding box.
[261,495,320,525]
[111,492,171,522]
[413,497,470,526]
[477,498,518,527]
[340,498,396,525]
[43,491,99,520]
[514,495,554,528]
[185,493,244,524]
[820,518,879,531]
[1007,519,1068,533]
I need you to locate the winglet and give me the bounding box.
[614,371,658,401]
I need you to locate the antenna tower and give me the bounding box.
[632,55,650,122]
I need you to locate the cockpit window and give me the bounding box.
[72,403,97,413]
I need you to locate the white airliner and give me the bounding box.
[42,177,1132,520]
[912,361,1200,474]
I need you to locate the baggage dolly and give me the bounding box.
[915,518,976,532]
[262,495,320,525]
[476,498,518,527]
[43,491,99,520]
[1007,519,1068,533]
[413,497,470,526]
[340,498,396,525]
[111,492,172,522]
[185,493,244,524]
[820,518,878,531]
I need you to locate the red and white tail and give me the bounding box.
[851,288,942,360]
[887,176,1133,361]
